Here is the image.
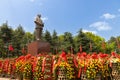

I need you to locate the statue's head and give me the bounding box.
[37,14,41,18]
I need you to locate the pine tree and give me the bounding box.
[51,30,58,54]
[0,22,13,43]
[63,32,74,53]
[44,30,52,45]
[0,22,13,57]
[12,24,25,56]
[75,29,91,53]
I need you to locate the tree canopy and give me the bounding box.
[0,22,120,58]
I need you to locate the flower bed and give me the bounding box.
[0,52,120,80]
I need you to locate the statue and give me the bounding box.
[34,14,44,40]
[27,14,50,55]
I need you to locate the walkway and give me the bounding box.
[0,78,18,80]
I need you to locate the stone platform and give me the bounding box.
[27,40,50,55]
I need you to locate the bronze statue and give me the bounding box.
[34,14,44,40]
[27,14,50,55]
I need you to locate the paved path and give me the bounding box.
[0,78,18,80]
[0,78,9,80]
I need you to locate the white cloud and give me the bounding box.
[41,17,48,22]
[82,29,97,34]
[101,13,116,19]
[89,21,111,31]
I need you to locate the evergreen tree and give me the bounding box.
[107,36,117,53]
[63,32,74,53]
[75,29,91,53]
[0,22,13,43]
[0,39,5,58]
[12,24,25,56]
[22,32,34,45]
[51,30,58,54]
[0,22,13,57]
[0,21,119,56]
[44,30,52,45]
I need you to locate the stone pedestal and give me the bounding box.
[27,40,50,56]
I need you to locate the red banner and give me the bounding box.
[8,45,14,51]
[80,45,82,52]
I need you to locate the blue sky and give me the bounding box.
[0,0,120,40]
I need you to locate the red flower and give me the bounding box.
[16,56,25,62]
[81,52,87,59]
[111,52,116,57]
[60,51,67,61]
[99,53,108,58]
[25,54,32,60]
[91,53,98,59]
[86,54,91,59]
[77,52,81,58]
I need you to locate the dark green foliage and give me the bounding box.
[11,25,25,56]
[0,23,13,43]
[63,32,74,53]
[43,30,52,44]
[0,23,33,57]
[85,31,104,53]
[0,21,119,58]
[0,22,13,58]
[51,30,59,54]
[75,29,91,53]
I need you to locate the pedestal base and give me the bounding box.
[27,40,50,56]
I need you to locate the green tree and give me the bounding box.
[105,42,115,53]
[44,30,52,44]
[22,32,34,45]
[74,29,91,53]
[0,22,13,43]
[107,36,117,53]
[85,32,104,52]
[12,24,25,56]
[51,30,59,54]
[0,22,13,58]
[0,39,5,58]
[112,36,120,53]
[116,36,120,53]
[58,34,64,51]
[63,32,74,53]
[108,36,116,43]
